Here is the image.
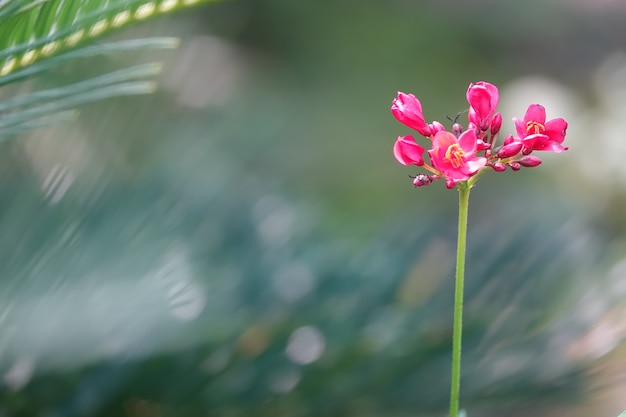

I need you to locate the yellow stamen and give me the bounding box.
[445,144,465,168]
[526,120,545,135]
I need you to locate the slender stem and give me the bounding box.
[449,182,471,417]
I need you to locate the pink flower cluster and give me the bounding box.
[391,82,568,189]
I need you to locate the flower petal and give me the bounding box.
[523,104,546,124]
[393,135,425,165]
[512,117,527,138]
[467,86,492,119]
[535,141,569,153]
[458,130,478,154]
[465,157,487,174]
[544,118,568,143]
[391,92,432,136]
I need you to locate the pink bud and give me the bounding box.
[445,179,456,189]
[466,81,499,130]
[503,134,515,146]
[412,174,433,187]
[490,112,502,135]
[518,155,542,167]
[453,123,464,136]
[476,139,491,151]
[391,92,432,137]
[429,120,445,134]
[491,162,506,172]
[496,141,523,158]
[509,162,521,171]
[393,135,425,166]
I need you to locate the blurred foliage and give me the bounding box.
[0,0,218,140]
[1,0,626,416]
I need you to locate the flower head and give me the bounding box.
[513,104,568,153]
[467,82,499,131]
[391,92,432,137]
[389,82,567,189]
[428,130,486,183]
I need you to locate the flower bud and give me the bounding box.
[467,81,499,130]
[429,120,445,134]
[452,123,464,136]
[496,141,523,158]
[491,162,506,172]
[503,134,515,146]
[391,92,432,137]
[445,179,456,189]
[489,112,502,135]
[411,174,433,187]
[508,162,521,171]
[518,155,542,167]
[476,139,491,151]
[393,135,425,166]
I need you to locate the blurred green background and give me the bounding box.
[1,0,626,416]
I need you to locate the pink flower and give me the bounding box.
[428,130,486,183]
[391,92,432,137]
[394,135,425,166]
[467,82,499,131]
[513,104,568,153]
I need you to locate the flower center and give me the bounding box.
[444,143,465,168]
[526,121,545,135]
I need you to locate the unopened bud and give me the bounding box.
[508,162,521,171]
[476,139,491,151]
[489,112,502,135]
[491,162,506,172]
[496,141,523,158]
[445,179,456,189]
[518,155,542,167]
[411,174,433,187]
[429,121,445,134]
[503,134,515,146]
[452,123,464,136]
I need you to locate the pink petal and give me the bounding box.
[393,135,425,165]
[544,118,568,143]
[466,86,493,119]
[429,132,456,172]
[535,141,569,153]
[391,92,432,136]
[458,130,478,154]
[522,133,549,151]
[523,104,546,124]
[512,117,527,138]
[465,157,487,174]
[480,82,499,109]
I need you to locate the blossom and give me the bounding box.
[428,130,486,183]
[391,92,432,137]
[466,82,499,131]
[393,135,425,166]
[513,104,568,153]
[389,82,568,189]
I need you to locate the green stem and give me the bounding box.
[449,181,470,417]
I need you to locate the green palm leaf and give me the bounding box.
[0,0,221,139]
[0,0,218,77]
